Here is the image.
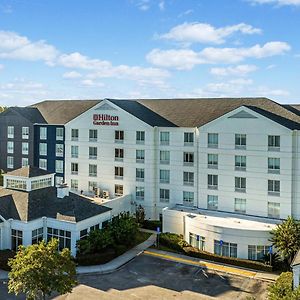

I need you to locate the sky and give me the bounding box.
[0,0,300,106]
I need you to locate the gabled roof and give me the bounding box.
[30,100,101,124]
[6,166,53,178]
[0,107,46,124]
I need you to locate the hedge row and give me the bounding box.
[142,220,162,231]
[159,233,273,273]
[0,249,15,271]
[75,249,116,266]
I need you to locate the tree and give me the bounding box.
[8,239,77,300]
[135,205,145,225]
[270,216,300,267]
[0,106,7,113]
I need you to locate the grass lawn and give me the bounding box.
[135,231,152,246]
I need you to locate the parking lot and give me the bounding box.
[0,254,270,299]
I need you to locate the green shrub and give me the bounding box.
[75,249,116,266]
[0,249,15,271]
[159,233,188,253]
[142,220,162,231]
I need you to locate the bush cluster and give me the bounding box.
[0,250,15,271]
[142,220,162,231]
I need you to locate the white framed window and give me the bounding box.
[160,188,170,203]
[136,186,145,201]
[56,144,64,157]
[71,162,78,175]
[268,180,280,196]
[136,150,145,163]
[11,229,23,251]
[183,191,194,206]
[32,228,43,244]
[208,154,218,169]
[184,132,194,146]
[136,168,144,182]
[248,245,270,261]
[56,176,63,186]
[71,145,78,158]
[208,174,218,190]
[7,156,14,169]
[207,195,218,210]
[47,227,71,251]
[208,133,218,148]
[160,150,170,164]
[7,126,14,139]
[88,181,97,193]
[89,147,97,159]
[7,141,14,154]
[268,158,280,174]
[71,179,78,191]
[40,127,47,140]
[56,128,64,141]
[183,152,194,166]
[183,171,194,186]
[39,159,47,170]
[89,129,97,142]
[55,160,63,173]
[115,166,124,179]
[89,164,97,177]
[268,202,280,218]
[214,240,237,258]
[115,184,123,196]
[7,179,27,190]
[71,129,79,141]
[160,169,170,184]
[22,127,29,139]
[234,198,246,214]
[115,148,124,161]
[268,135,280,151]
[235,134,246,149]
[31,177,52,190]
[22,157,29,167]
[189,233,205,250]
[160,131,170,145]
[115,130,124,143]
[235,177,246,193]
[39,143,47,156]
[235,155,246,171]
[22,142,29,155]
[136,131,145,144]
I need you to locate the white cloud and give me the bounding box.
[62,71,82,79]
[158,22,262,45]
[249,0,300,6]
[159,1,165,10]
[80,79,104,87]
[178,9,193,18]
[210,64,258,76]
[147,42,291,69]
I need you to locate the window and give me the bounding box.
[136,131,145,144]
[89,129,97,142]
[71,145,78,158]
[160,150,170,164]
[22,127,29,139]
[208,174,218,190]
[56,144,64,157]
[208,133,218,148]
[268,135,280,151]
[136,150,145,163]
[71,162,78,175]
[80,229,88,240]
[183,152,194,166]
[6,179,27,190]
[136,186,145,201]
[32,228,43,244]
[183,172,194,186]
[7,141,14,154]
[115,130,124,143]
[7,156,14,169]
[136,168,144,182]
[89,164,97,177]
[235,177,246,192]
[31,177,52,190]
[71,129,79,141]
[234,198,246,214]
[71,179,78,191]
[115,148,124,161]
[268,158,280,174]
[115,184,123,196]
[268,180,280,196]
[214,240,237,258]
[160,169,170,184]
[248,245,270,261]
[56,176,63,186]
[39,159,47,170]
[89,147,97,159]
[22,158,29,167]
[183,191,194,206]
[22,142,29,155]
[184,132,194,146]
[11,229,23,251]
[56,128,64,141]
[268,202,280,218]
[208,154,218,169]
[47,227,71,250]
[189,233,205,250]
[207,195,218,210]
[90,224,100,232]
[160,189,170,203]
[7,126,14,138]
[235,155,246,171]
[40,127,47,140]
[160,131,170,145]
[115,166,124,179]
[235,134,246,149]
[55,160,63,173]
[88,181,97,192]
[39,143,47,156]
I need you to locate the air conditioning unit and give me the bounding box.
[103,190,109,199]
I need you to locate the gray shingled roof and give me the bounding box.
[0,107,46,124]
[0,186,111,222]
[6,166,53,178]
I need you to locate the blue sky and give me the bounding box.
[0,0,300,106]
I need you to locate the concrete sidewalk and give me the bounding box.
[144,248,279,282]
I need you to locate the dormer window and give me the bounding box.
[6,179,27,191]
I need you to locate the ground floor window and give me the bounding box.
[214,240,237,258]
[90,224,100,232]
[32,228,44,244]
[47,227,71,250]
[11,229,23,251]
[248,245,270,261]
[80,229,88,240]
[189,233,205,250]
